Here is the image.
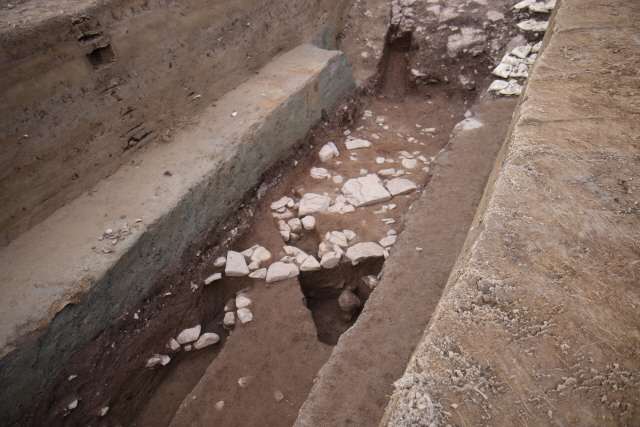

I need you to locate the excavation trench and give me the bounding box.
[11,12,528,424]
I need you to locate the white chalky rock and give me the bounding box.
[147,354,171,368]
[333,175,343,184]
[310,167,332,179]
[511,45,532,59]
[492,63,512,78]
[184,344,192,351]
[342,174,392,207]
[224,299,236,312]
[298,193,332,216]
[378,168,396,177]
[380,235,398,247]
[345,242,385,265]
[250,247,271,264]
[266,262,300,283]
[319,144,336,162]
[271,196,293,211]
[241,246,257,258]
[300,256,321,271]
[486,10,504,21]
[98,406,109,417]
[295,251,310,265]
[278,220,291,233]
[401,159,418,169]
[386,178,418,196]
[531,41,542,53]
[344,229,356,241]
[318,241,333,258]
[235,295,251,308]
[204,273,222,285]
[194,333,220,350]
[237,308,253,324]
[248,261,260,271]
[177,325,201,344]
[455,118,484,131]
[214,257,227,267]
[301,215,316,230]
[517,19,548,32]
[376,157,386,164]
[280,255,295,263]
[225,251,250,276]
[284,245,301,256]
[274,390,284,401]
[169,338,181,351]
[68,399,78,410]
[320,252,341,269]
[329,231,349,248]
[249,268,267,279]
[345,139,373,150]
[499,80,523,96]
[332,244,345,257]
[288,218,303,233]
[223,311,235,327]
[488,80,509,91]
[513,0,535,8]
[280,230,290,242]
[214,401,225,411]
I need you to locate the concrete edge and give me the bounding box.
[0,43,355,424]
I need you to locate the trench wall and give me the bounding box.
[0,0,352,247]
[381,0,640,424]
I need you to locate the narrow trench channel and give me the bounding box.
[16,22,500,427]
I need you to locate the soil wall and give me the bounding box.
[0,0,352,247]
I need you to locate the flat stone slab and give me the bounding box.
[342,174,392,207]
[0,43,355,421]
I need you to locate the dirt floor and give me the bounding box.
[6,0,549,425]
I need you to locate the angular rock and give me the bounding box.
[318,241,332,258]
[204,273,222,285]
[214,256,227,267]
[380,235,398,247]
[386,178,418,196]
[378,168,396,177]
[516,19,548,32]
[401,159,418,169]
[288,218,303,233]
[301,215,316,230]
[455,118,484,131]
[278,220,291,233]
[237,308,253,324]
[319,142,339,161]
[283,245,301,256]
[280,230,290,242]
[298,193,332,216]
[511,45,532,59]
[248,261,260,271]
[176,325,201,344]
[320,251,341,269]
[271,196,293,211]
[168,338,181,351]
[310,167,332,179]
[329,231,348,248]
[223,311,235,327]
[344,229,356,241]
[488,80,509,91]
[225,251,250,276]
[492,63,512,79]
[214,401,225,411]
[345,242,385,265]
[266,262,300,283]
[339,289,362,312]
[300,256,321,271]
[235,295,251,309]
[249,268,267,279]
[194,333,220,350]
[333,175,343,184]
[295,251,310,265]
[342,174,392,207]
[345,139,373,150]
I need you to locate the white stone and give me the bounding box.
[241,246,256,258]
[320,252,341,269]
[310,167,332,179]
[223,311,235,326]
[288,218,303,233]
[345,242,385,265]
[329,231,348,248]
[455,118,484,131]
[301,215,316,230]
[295,251,310,265]
[204,273,222,285]
[236,295,251,308]
[184,344,192,351]
[249,268,267,279]
[318,241,333,258]
[447,27,486,56]
[401,159,418,169]
[225,251,250,276]
[345,139,373,150]
[283,245,301,256]
[147,354,170,368]
[168,338,181,351]
[68,399,78,410]
[266,262,300,283]
[382,218,396,224]
[176,325,201,344]
[328,142,339,156]
[531,41,542,53]
[300,256,321,271]
[237,308,253,324]
[378,168,396,177]
[298,193,332,216]
[194,333,220,350]
[214,257,226,267]
[499,80,523,96]
[517,19,548,32]
[344,230,356,241]
[342,174,392,207]
[333,175,343,184]
[488,80,509,91]
[319,144,336,162]
[511,45,532,59]
[510,63,529,78]
[278,219,291,233]
[214,401,225,411]
[99,406,109,417]
[280,255,296,263]
[271,196,293,211]
[486,10,504,21]
[333,244,345,257]
[386,178,418,196]
[492,63,512,78]
[250,247,271,264]
[513,0,535,8]
[376,157,386,164]
[280,230,290,242]
[380,235,398,247]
